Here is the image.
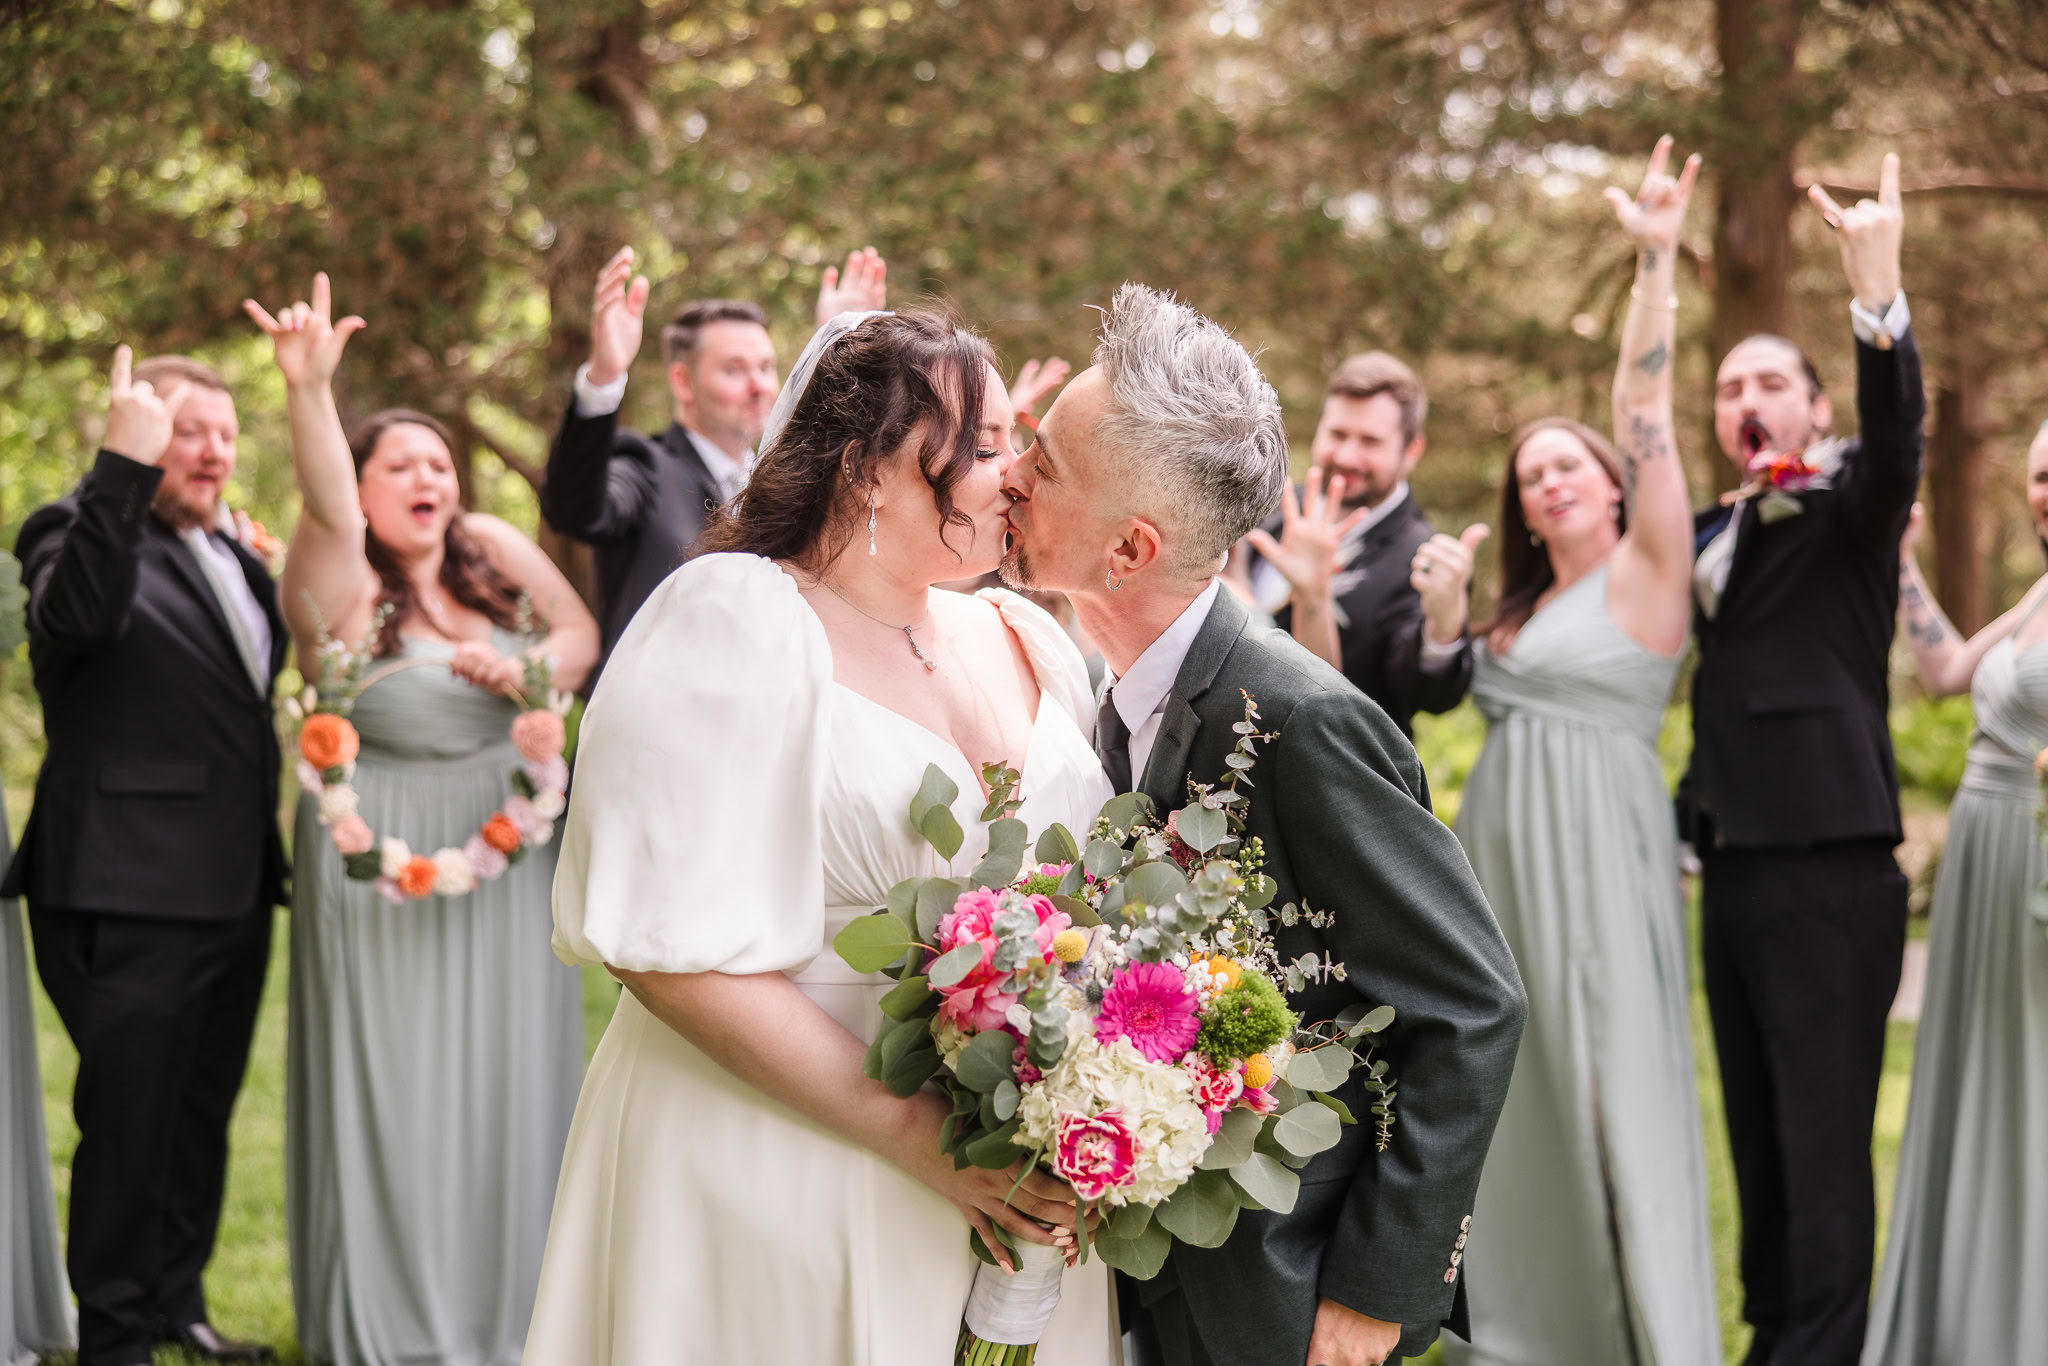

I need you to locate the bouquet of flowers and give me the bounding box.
[282,597,572,902]
[834,692,1398,1365]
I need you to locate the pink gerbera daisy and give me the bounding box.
[1095,961,1201,1063]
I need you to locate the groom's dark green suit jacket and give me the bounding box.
[1123,587,1526,1365]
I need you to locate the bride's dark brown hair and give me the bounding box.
[348,409,531,658]
[696,310,995,569]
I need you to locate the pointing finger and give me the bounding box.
[1643,133,1672,190]
[626,275,650,317]
[312,271,332,321]
[242,299,283,333]
[1808,184,1846,227]
[1878,152,1901,211]
[160,380,193,421]
[1675,153,1702,204]
[110,343,133,393]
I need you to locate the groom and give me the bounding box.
[1001,284,1527,1366]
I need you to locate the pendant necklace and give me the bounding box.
[823,581,938,672]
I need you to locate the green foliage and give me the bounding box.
[1890,694,1975,803]
[1196,972,1297,1064]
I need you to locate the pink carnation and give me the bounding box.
[296,759,325,794]
[510,709,566,763]
[1054,1110,1141,1200]
[1240,1084,1279,1115]
[463,833,510,881]
[504,795,552,844]
[1184,1055,1247,1134]
[1096,961,1202,1064]
[523,756,570,795]
[328,815,376,857]
[373,876,406,905]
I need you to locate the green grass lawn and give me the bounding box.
[23,899,1913,1366]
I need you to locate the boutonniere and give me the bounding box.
[1719,438,1844,525]
[232,509,287,573]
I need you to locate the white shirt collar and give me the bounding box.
[682,425,753,494]
[1345,480,1409,551]
[1107,579,1222,733]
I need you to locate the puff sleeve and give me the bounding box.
[552,553,833,974]
[977,588,1098,737]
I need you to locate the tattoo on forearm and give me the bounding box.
[1617,412,1673,501]
[1641,247,1661,273]
[1899,579,1955,650]
[1634,340,1669,377]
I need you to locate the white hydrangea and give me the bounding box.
[316,783,360,825]
[1017,1033,1211,1207]
[432,847,477,896]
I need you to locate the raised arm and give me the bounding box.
[539,247,657,542]
[1896,505,2038,698]
[243,274,373,645]
[1810,154,1924,542]
[1604,137,1700,656]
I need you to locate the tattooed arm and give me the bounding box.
[1603,137,1701,656]
[1897,505,2041,697]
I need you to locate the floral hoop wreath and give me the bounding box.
[285,600,571,903]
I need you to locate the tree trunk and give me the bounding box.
[1706,0,1808,494]
[1927,347,1990,633]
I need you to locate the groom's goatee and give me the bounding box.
[997,549,1035,591]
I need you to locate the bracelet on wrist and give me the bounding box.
[1629,284,1680,310]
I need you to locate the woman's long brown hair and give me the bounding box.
[1479,416,1629,645]
[696,310,994,570]
[348,409,532,658]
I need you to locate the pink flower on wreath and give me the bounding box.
[329,815,376,857]
[1096,961,1202,1063]
[504,796,553,845]
[1053,1110,1141,1201]
[510,709,566,763]
[463,833,510,882]
[523,756,570,796]
[1184,1055,1247,1134]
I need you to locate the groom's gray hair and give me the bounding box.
[1092,283,1287,583]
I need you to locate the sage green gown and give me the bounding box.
[3,788,76,1365]
[1863,623,2048,1365]
[1444,567,1719,1366]
[287,633,583,1366]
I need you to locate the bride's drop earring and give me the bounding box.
[868,494,878,556]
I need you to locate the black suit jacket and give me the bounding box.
[539,399,727,681]
[1683,327,1925,850]
[1263,492,1472,737]
[1130,588,1526,1364]
[2,450,289,918]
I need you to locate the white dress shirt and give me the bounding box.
[1104,580,1221,785]
[572,363,752,502]
[183,523,272,695]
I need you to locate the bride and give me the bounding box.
[523,307,1118,1363]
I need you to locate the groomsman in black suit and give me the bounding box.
[541,245,886,682]
[1684,154,1922,1366]
[1235,352,1484,737]
[4,349,287,1366]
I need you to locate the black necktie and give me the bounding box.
[1097,687,1133,794]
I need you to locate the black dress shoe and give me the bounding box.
[156,1321,276,1363]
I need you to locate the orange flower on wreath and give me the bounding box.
[300,714,361,770]
[397,855,439,899]
[480,813,523,855]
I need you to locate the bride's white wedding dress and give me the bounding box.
[523,552,1118,1365]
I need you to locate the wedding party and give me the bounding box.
[7,4,2048,1366]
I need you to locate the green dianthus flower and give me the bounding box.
[1197,971,1298,1063]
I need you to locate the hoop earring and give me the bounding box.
[868,494,878,556]
[1106,570,1123,591]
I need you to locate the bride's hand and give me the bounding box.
[896,1094,1094,1272]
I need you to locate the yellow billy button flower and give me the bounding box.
[1243,1053,1274,1090]
[1051,928,1089,964]
[1201,955,1244,991]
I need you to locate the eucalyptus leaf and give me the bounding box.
[1228,1152,1301,1215]
[1083,839,1126,880]
[877,1015,930,1074]
[1242,873,1277,911]
[1284,1045,1354,1092]
[963,1118,1026,1169]
[1153,1170,1241,1248]
[969,817,1028,889]
[877,975,933,1021]
[1175,804,1227,853]
[1122,861,1190,910]
[927,940,984,990]
[916,879,966,941]
[919,806,965,861]
[908,763,960,830]
[1093,1216,1171,1280]
[1048,894,1101,929]
[1104,1200,1154,1239]
[1273,1098,1344,1157]
[1313,1092,1357,1124]
[1357,1004,1396,1035]
[1197,1107,1264,1171]
[1097,791,1155,831]
[1035,822,1080,867]
[885,877,921,922]
[1057,864,1085,897]
[992,1080,1019,1121]
[954,1029,1018,1092]
[883,1043,942,1096]
[835,911,920,974]
[1224,751,1255,771]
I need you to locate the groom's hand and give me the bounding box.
[1305,1297,1402,1366]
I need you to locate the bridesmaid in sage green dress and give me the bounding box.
[1439,140,1718,1366]
[249,276,599,1364]
[3,784,76,1366]
[1864,449,2048,1366]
